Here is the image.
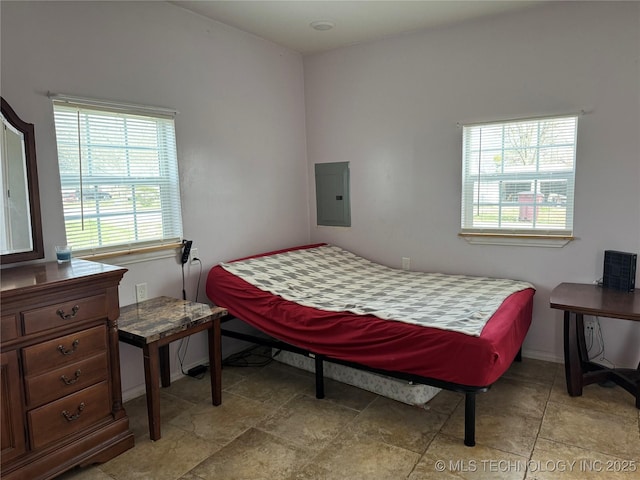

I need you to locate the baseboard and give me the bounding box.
[521,349,563,364]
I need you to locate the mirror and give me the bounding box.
[1,97,44,264]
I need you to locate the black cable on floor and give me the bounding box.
[222,344,278,368]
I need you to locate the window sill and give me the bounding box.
[76,242,182,265]
[458,233,574,248]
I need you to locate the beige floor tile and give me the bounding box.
[161,373,215,405]
[292,430,420,480]
[257,393,359,451]
[53,355,639,480]
[300,375,378,411]
[503,359,559,386]
[160,367,246,405]
[188,428,309,480]
[287,463,333,480]
[177,473,205,480]
[169,391,275,446]
[527,438,639,480]
[349,395,449,454]
[549,367,638,419]
[269,357,316,379]
[124,390,197,440]
[478,377,550,420]
[225,363,312,406]
[410,433,528,480]
[441,400,540,456]
[99,424,219,480]
[424,389,464,416]
[221,362,269,379]
[56,465,115,480]
[539,401,640,460]
[220,367,249,388]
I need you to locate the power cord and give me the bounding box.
[191,257,203,302]
[585,318,601,359]
[177,342,275,380]
[180,253,203,302]
[222,344,278,368]
[181,262,186,300]
[177,244,207,378]
[176,337,209,379]
[177,336,191,375]
[587,316,615,369]
[180,239,192,300]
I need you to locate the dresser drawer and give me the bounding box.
[28,381,111,450]
[22,325,107,376]
[22,294,107,335]
[24,352,109,409]
[1,314,19,341]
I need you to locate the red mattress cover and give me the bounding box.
[206,244,534,387]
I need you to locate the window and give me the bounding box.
[461,115,577,240]
[53,97,183,256]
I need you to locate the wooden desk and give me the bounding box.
[550,283,639,408]
[118,297,227,440]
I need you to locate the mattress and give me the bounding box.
[206,244,534,388]
[273,349,441,406]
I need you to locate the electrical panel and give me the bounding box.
[315,162,351,227]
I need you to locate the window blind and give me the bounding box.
[53,100,183,254]
[461,115,577,236]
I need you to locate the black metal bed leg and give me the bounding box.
[515,348,522,362]
[464,392,476,447]
[314,355,325,399]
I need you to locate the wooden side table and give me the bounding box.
[118,297,227,440]
[550,283,639,408]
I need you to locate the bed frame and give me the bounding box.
[221,315,523,447]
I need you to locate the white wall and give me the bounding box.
[2,0,638,398]
[1,1,309,397]
[304,2,640,367]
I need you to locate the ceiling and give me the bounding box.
[171,1,546,55]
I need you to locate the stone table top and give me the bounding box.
[118,296,227,345]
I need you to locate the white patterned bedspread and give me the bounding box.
[220,245,533,337]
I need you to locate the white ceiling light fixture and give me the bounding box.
[310,20,335,31]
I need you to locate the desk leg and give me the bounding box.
[143,342,162,441]
[208,318,222,406]
[159,345,171,388]
[563,310,583,397]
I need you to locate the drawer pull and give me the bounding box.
[57,339,79,356]
[61,369,82,385]
[62,402,85,422]
[56,305,80,320]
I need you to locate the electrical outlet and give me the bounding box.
[190,248,199,263]
[584,317,597,332]
[402,257,411,271]
[135,283,148,303]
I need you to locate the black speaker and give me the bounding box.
[602,250,637,292]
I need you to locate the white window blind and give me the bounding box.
[461,115,578,236]
[53,99,183,255]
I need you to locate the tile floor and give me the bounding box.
[60,355,639,480]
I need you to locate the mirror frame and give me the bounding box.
[1,97,44,264]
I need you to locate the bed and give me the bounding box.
[206,244,535,446]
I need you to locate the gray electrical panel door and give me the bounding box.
[315,162,351,227]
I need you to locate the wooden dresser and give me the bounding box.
[1,259,134,479]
